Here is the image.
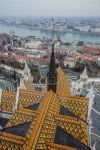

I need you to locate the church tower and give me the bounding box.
[47,42,57,92]
[51,17,54,31]
[80,66,88,82]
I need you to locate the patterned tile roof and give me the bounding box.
[60,96,89,121]
[60,106,77,118]
[5,108,35,128]
[55,115,88,146]
[0,133,25,150]
[24,81,34,90]
[0,67,91,150]
[25,103,40,110]
[0,91,16,113]
[3,121,32,137]
[23,91,60,150]
[47,143,77,150]
[54,126,90,150]
[57,67,71,96]
[18,89,46,109]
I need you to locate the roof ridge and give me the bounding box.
[0,132,26,142]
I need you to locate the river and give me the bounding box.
[0,24,100,43]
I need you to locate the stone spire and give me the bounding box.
[51,17,54,31]
[47,43,57,92]
[86,84,95,122]
[19,77,26,89]
[13,70,17,81]
[92,143,96,150]
[23,61,33,81]
[80,66,88,82]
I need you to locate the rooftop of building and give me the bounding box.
[0,43,91,150]
[0,66,91,150]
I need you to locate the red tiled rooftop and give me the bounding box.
[0,54,50,64]
[83,46,100,53]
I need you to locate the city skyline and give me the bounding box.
[0,0,100,17]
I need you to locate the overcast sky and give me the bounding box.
[0,0,100,17]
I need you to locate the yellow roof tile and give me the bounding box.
[47,143,77,150]
[57,67,71,96]
[0,67,90,150]
[60,96,89,121]
[18,89,46,109]
[55,115,88,145]
[0,91,16,112]
[5,109,35,128]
